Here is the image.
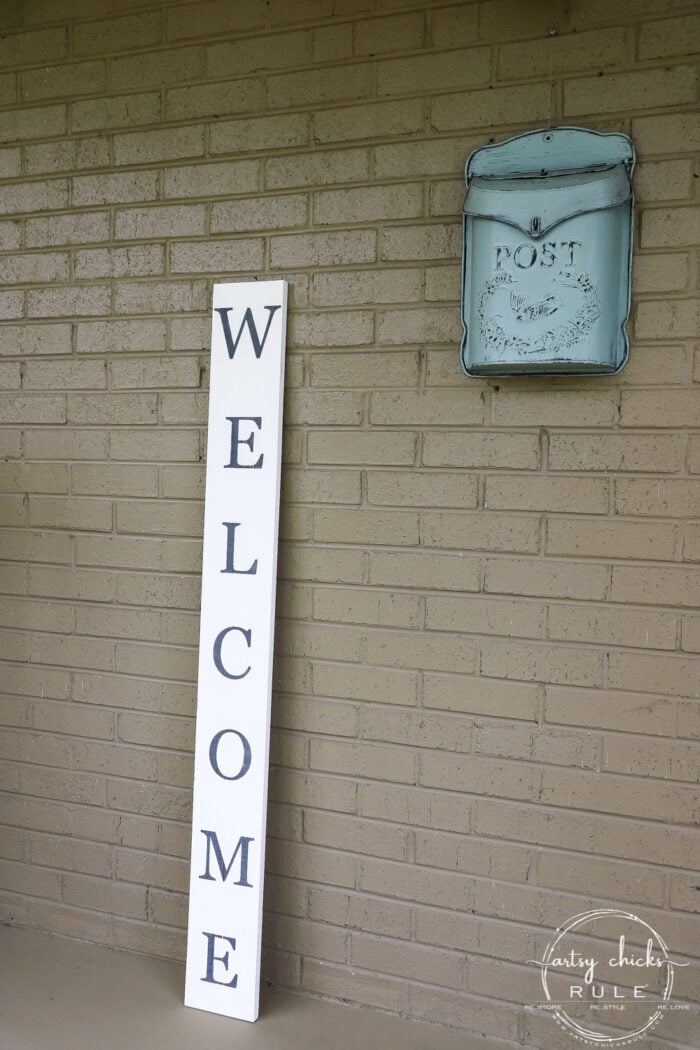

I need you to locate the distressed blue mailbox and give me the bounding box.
[460,127,635,376]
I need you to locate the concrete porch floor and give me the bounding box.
[0,924,495,1050]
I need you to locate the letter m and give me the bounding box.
[199,830,254,887]
[215,305,281,360]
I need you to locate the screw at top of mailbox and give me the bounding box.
[460,127,635,377]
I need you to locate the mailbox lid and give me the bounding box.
[464,165,632,238]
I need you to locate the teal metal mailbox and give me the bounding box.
[460,127,635,377]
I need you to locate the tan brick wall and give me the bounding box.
[0,0,698,1044]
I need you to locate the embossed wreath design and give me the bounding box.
[477,269,601,356]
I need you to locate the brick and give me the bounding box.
[165,159,261,201]
[74,246,164,280]
[481,640,604,687]
[621,390,700,428]
[363,706,472,754]
[432,83,550,130]
[545,685,676,736]
[635,159,693,202]
[110,430,200,463]
[486,558,608,600]
[312,661,419,706]
[304,811,409,861]
[0,321,70,359]
[312,270,422,309]
[546,518,678,560]
[0,27,67,69]
[31,632,113,671]
[115,205,206,241]
[421,511,540,554]
[25,429,109,460]
[409,986,518,1040]
[211,193,308,233]
[170,238,265,277]
[609,651,699,698]
[0,597,73,634]
[0,104,66,143]
[289,311,373,348]
[352,934,462,989]
[310,738,416,784]
[314,17,355,56]
[72,91,160,133]
[548,432,683,473]
[369,550,480,592]
[366,630,477,675]
[420,751,540,800]
[310,349,419,386]
[485,476,608,513]
[474,721,599,769]
[384,47,492,96]
[282,467,361,505]
[28,286,110,318]
[26,212,110,247]
[308,432,416,468]
[423,432,540,470]
[270,229,376,269]
[210,113,309,155]
[642,205,700,248]
[604,735,699,784]
[113,126,205,166]
[268,62,371,109]
[24,137,111,175]
[636,299,699,340]
[498,26,626,79]
[308,887,410,939]
[549,603,677,650]
[109,45,206,91]
[426,596,546,639]
[537,851,664,908]
[314,183,422,225]
[368,470,477,509]
[565,66,697,116]
[492,389,617,426]
[72,464,158,498]
[541,766,697,823]
[73,10,162,54]
[207,29,308,77]
[76,319,166,354]
[266,147,369,190]
[314,507,418,544]
[165,78,262,121]
[68,393,157,425]
[314,99,424,144]
[28,497,112,532]
[638,13,700,59]
[632,112,700,156]
[20,60,106,101]
[23,359,106,390]
[0,180,67,215]
[286,391,364,425]
[72,171,158,207]
[371,389,484,425]
[615,478,700,518]
[633,253,690,294]
[359,857,472,910]
[377,307,461,346]
[681,615,700,652]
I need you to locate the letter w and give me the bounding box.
[215,305,281,360]
[199,830,254,887]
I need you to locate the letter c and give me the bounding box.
[213,626,251,680]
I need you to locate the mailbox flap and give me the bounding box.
[464,164,631,238]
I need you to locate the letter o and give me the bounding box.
[514,243,537,269]
[209,729,252,781]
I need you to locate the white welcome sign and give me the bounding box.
[185,280,288,1022]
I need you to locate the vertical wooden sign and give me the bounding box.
[185,280,288,1022]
